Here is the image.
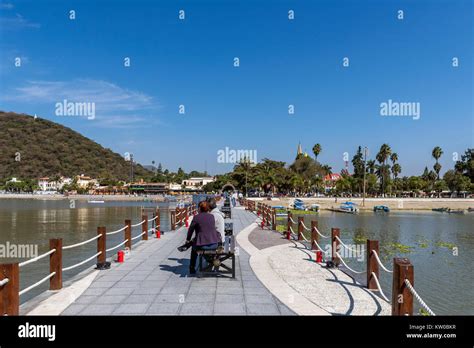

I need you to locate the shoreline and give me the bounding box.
[248,197,474,211]
[0,193,171,202]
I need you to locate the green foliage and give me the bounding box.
[0,112,152,182]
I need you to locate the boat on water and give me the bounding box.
[432,207,464,214]
[468,207,474,212]
[289,198,307,211]
[447,209,465,214]
[373,205,390,213]
[88,200,105,204]
[432,207,449,212]
[330,202,359,214]
[308,204,320,212]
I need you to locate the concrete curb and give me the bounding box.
[236,221,330,315]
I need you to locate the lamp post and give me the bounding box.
[363,147,368,207]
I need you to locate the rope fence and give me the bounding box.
[0,204,190,316]
[241,198,438,317]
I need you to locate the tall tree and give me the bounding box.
[312,143,322,161]
[376,144,392,195]
[432,146,443,180]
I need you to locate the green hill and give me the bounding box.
[0,111,152,182]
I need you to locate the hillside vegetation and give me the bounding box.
[0,111,151,182]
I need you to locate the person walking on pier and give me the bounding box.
[185,201,221,275]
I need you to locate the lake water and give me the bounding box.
[0,199,176,303]
[292,210,474,315]
[1,199,472,315]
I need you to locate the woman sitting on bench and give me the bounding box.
[186,200,221,275]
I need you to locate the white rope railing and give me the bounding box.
[131,231,146,241]
[147,216,158,222]
[371,272,390,302]
[0,278,9,287]
[106,225,127,236]
[335,252,366,274]
[404,279,436,316]
[19,272,56,296]
[106,239,128,253]
[335,236,360,254]
[289,217,297,224]
[289,226,297,235]
[300,221,311,231]
[62,252,102,272]
[314,226,330,239]
[131,220,146,227]
[63,234,101,250]
[19,249,56,268]
[312,239,326,253]
[371,250,393,273]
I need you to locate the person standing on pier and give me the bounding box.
[185,201,221,275]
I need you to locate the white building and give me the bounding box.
[38,177,72,191]
[182,177,215,191]
[75,174,98,189]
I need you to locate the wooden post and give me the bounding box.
[331,228,340,265]
[49,238,62,290]
[267,206,271,226]
[272,208,276,231]
[156,208,160,233]
[171,210,176,230]
[125,219,132,250]
[392,258,414,316]
[97,227,106,265]
[366,240,379,290]
[297,217,304,241]
[142,214,148,241]
[287,211,292,237]
[311,221,318,250]
[0,263,19,315]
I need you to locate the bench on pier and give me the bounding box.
[197,223,235,278]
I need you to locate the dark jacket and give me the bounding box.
[186,212,221,247]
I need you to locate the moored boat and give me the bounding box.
[447,209,464,214]
[330,202,359,214]
[432,207,449,213]
[373,205,390,213]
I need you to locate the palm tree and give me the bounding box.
[312,143,322,161]
[390,153,399,179]
[321,165,332,175]
[376,144,392,196]
[366,160,376,174]
[432,146,443,180]
[391,163,402,179]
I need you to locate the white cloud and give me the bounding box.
[4,79,161,128]
[0,13,40,29]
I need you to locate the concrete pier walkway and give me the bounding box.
[58,206,294,315]
[26,204,389,316]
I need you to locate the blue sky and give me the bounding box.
[0,0,472,176]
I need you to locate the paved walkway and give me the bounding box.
[237,224,391,315]
[60,206,295,315]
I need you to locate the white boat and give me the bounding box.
[88,200,105,204]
